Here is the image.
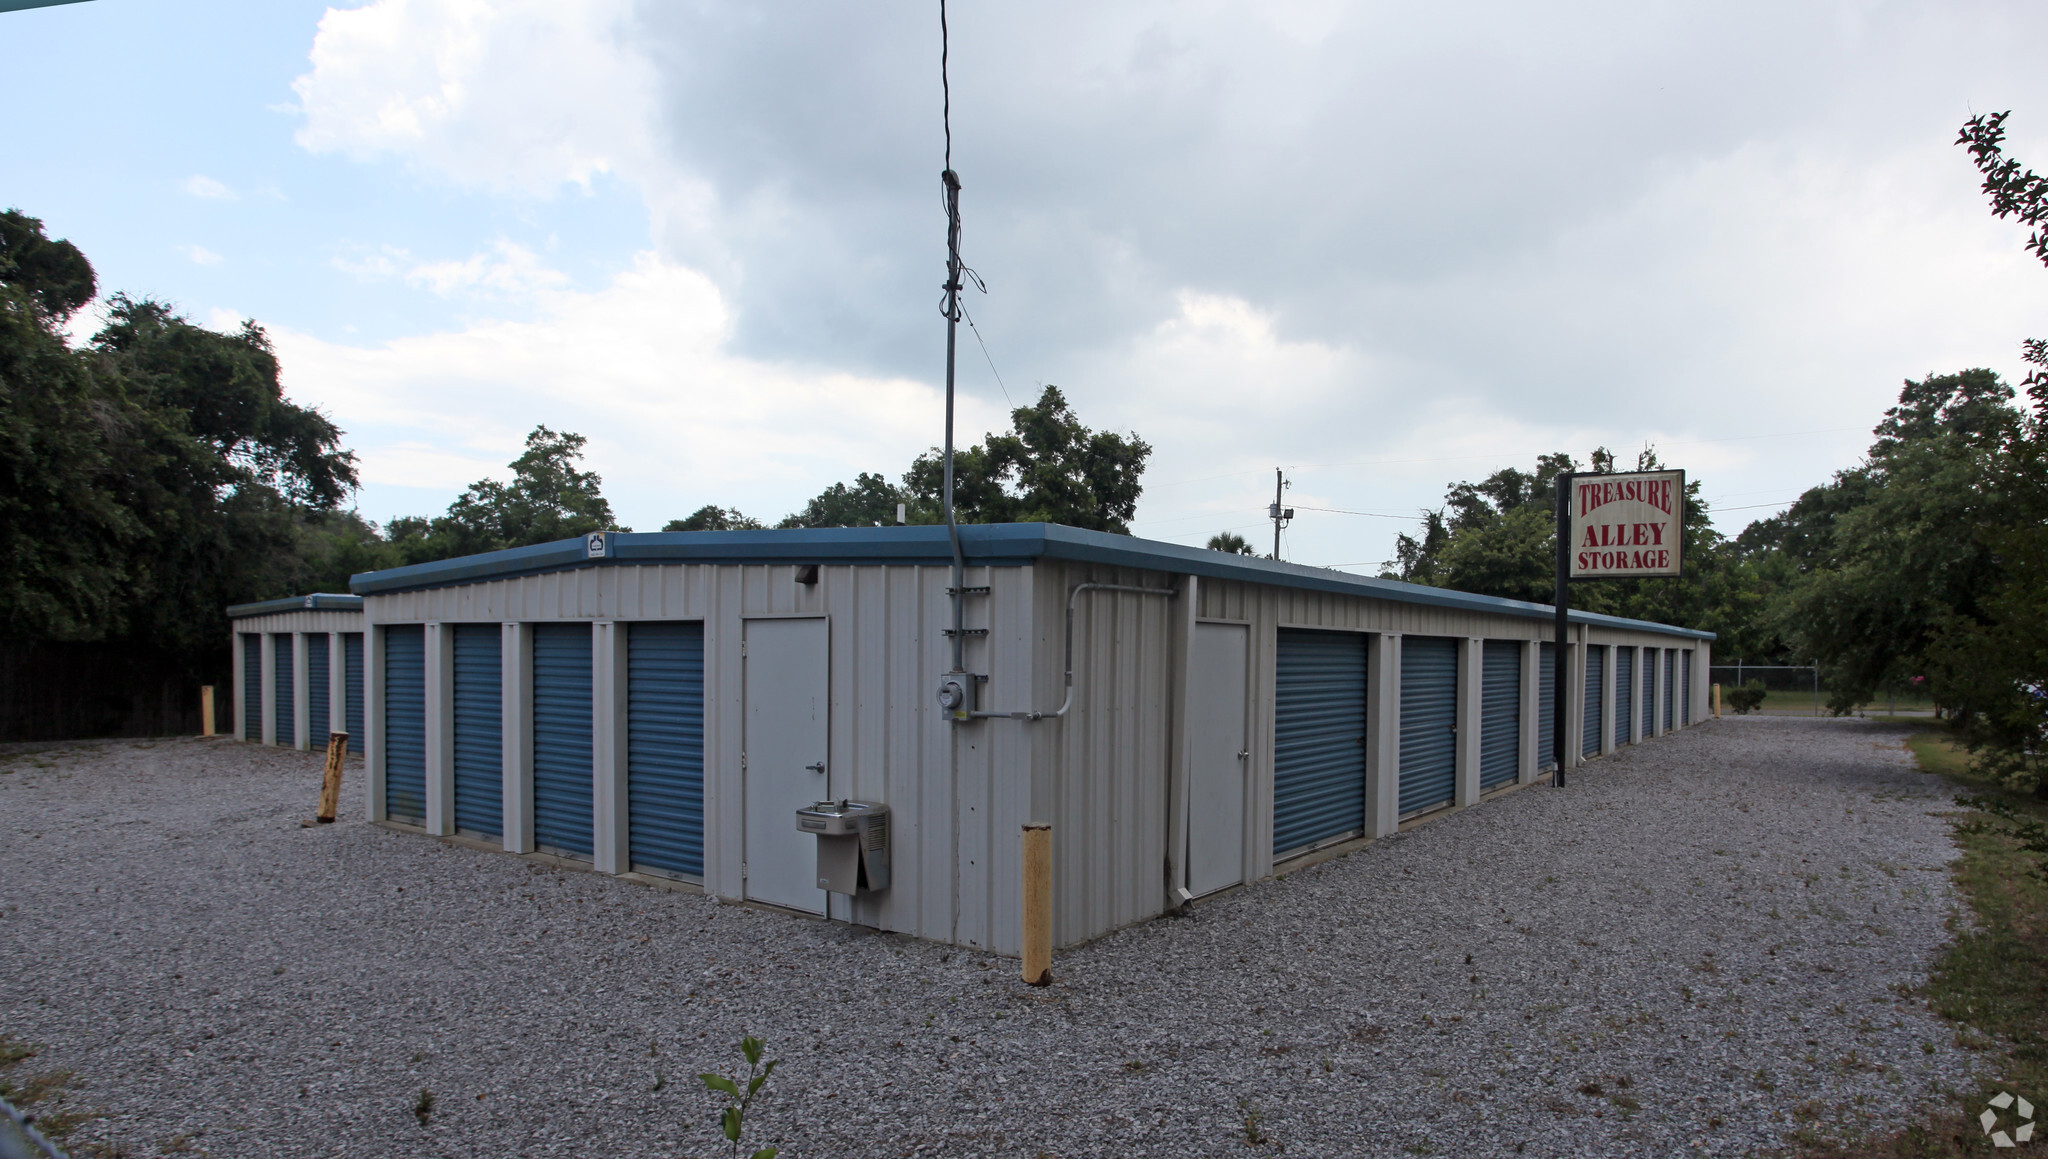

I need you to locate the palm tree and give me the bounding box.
[1207,531,1256,555]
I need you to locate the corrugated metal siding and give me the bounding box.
[626,621,705,878]
[1538,641,1557,770]
[1642,648,1657,737]
[307,634,330,741]
[1480,640,1520,790]
[272,635,295,747]
[532,622,594,857]
[344,633,364,754]
[452,623,503,836]
[1582,647,1604,759]
[241,634,261,741]
[1613,647,1633,748]
[383,625,426,822]
[1272,629,1367,855]
[1399,636,1459,816]
[1682,650,1693,724]
[1663,650,1676,730]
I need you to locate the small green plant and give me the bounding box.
[1724,679,1767,714]
[699,1035,779,1159]
[1238,1096,1267,1147]
[412,1088,434,1126]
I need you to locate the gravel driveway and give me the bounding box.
[0,717,1981,1158]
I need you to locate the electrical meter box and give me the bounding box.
[794,800,891,894]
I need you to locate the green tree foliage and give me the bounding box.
[767,385,1151,535]
[1207,530,1256,554]
[903,385,1152,532]
[0,212,359,659]
[663,505,765,532]
[774,472,902,529]
[1385,447,1774,653]
[380,426,620,563]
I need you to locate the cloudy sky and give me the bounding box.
[7,0,2047,571]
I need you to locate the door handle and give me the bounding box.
[1236,749,1249,761]
[806,762,826,774]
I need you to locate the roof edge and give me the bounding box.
[227,593,365,619]
[345,524,1715,641]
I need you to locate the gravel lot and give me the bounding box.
[0,717,1982,1158]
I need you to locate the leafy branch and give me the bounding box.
[698,1035,779,1159]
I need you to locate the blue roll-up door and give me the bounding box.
[1400,636,1459,816]
[1480,640,1520,791]
[241,634,262,740]
[344,633,365,754]
[452,624,503,837]
[1682,650,1693,724]
[1582,646,1604,758]
[1538,642,1557,771]
[533,623,594,857]
[627,621,705,877]
[1613,647,1633,748]
[1642,648,1657,737]
[1273,629,1368,855]
[383,625,427,823]
[272,635,296,748]
[307,633,330,743]
[1663,650,1676,731]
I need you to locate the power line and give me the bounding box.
[960,304,1014,409]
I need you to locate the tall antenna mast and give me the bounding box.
[935,0,977,721]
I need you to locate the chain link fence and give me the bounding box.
[1709,664,1936,717]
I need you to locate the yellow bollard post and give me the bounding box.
[200,685,215,736]
[1712,683,1722,719]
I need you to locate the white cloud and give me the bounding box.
[271,251,1002,528]
[180,244,224,266]
[180,174,236,200]
[293,0,663,195]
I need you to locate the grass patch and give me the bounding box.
[1796,729,2048,1157]
[0,1033,101,1150]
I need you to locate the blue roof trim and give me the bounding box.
[348,524,1714,640]
[227,593,365,618]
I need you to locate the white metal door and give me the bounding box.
[743,618,830,914]
[1187,623,1249,897]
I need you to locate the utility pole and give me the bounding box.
[1269,469,1294,560]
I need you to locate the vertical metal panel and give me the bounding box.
[626,621,704,878]
[1399,635,1459,815]
[272,635,295,747]
[1663,649,1676,730]
[383,625,426,822]
[1538,641,1557,770]
[1582,646,1604,759]
[344,633,365,754]
[307,633,330,741]
[241,635,262,740]
[1613,647,1633,747]
[1480,640,1520,790]
[1642,647,1657,738]
[532,622,594,857]
[1272,629,1367,855]
[452,623,503,836]
[1682,649,1694,724]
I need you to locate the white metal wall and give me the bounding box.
[359,559,1711,958]
[366,561,1041,954]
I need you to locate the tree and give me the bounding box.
[903,385,1151,532]
[0,209,95,320]
[1207,531,1256,554]
[777,472,905,528]
[385,426,620,562]
[664,506,764,532]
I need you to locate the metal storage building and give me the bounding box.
[343,524,1712,956]
[226,595,366,753]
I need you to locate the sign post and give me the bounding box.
[1553,468,1686,788]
